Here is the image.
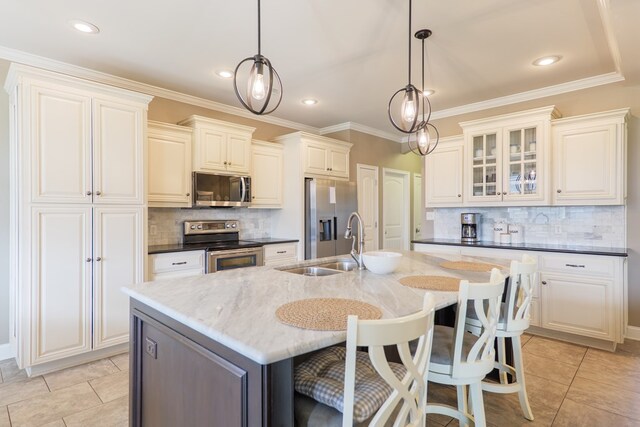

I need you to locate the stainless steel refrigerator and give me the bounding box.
[305,178,357,260]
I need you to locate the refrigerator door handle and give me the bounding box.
[334,216,338,241]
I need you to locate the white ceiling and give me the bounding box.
[0,0,638,137]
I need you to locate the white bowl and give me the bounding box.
[363,251,402,274]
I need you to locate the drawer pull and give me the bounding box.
[541,281,547,285]
[172,261,188,265]
[276,250,287,254]
[565,263,585,268]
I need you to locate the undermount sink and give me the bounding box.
[280,266,343,277]
[315,261,358,272]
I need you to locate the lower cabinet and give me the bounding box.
[130,301,293,426]
[29,205,144,365]
[411,243,625,343]
[263,243,298,267]
[148,250,205,280]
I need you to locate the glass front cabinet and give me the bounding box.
[462,106,560,206]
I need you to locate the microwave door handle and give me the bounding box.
[240,176,247,202]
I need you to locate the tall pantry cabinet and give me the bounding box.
[5,64,152,374]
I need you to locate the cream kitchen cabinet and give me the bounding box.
[424,136,464,207]
[30,205,144,363]
[301,136,351,179]
[148,121,193,207]
[148,250,205,280]
[179,115,255,175]
[461,106,559,206]
[24,80,146,205]
[263,243,298,267]
[251,140,283,208]
[552,109,628,205]
[6,64,152,374]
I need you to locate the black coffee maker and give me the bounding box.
[461,213,480,242]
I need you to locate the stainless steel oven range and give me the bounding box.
[183,220,264,273]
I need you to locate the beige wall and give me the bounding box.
[0,61,9,345]
[325,129,423,248]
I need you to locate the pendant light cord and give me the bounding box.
[408,0,412,84]
[257,0,262,55]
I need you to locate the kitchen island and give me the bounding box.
[123,250,509,427]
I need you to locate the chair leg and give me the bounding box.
[457,385,469,427]
[512,335,534,421]
[469,382,487,427]
[496,336,508,384]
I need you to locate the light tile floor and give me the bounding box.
[0,335,639,426]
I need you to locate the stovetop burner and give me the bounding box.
[182,220,263,251]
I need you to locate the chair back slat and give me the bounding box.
[342,293,436,427]
[504,254,538,332]
[451,268,505,378]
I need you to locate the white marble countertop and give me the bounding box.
[122,250,510,365]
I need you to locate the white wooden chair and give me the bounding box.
[425,268,505,427]
[466,254,537,421]
[294,293,436,426]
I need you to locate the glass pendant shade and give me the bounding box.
[233,0,283,115]
[408,122,439,156]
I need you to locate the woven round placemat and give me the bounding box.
[439,261,503,272]
[275,298,382,331]
[398,275,461,291]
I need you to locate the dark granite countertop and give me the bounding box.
[411,238,628,257]
[148,238,299,255]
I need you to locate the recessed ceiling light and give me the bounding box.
[301,98,318,106]
[216,70,234,79]
[423,89,435,97]
[70,20,100,34]
[533,55,561,66]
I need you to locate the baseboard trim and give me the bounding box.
[0,343,14,361]
[625,325,640,341]
[25,343,128,377]
[527,326,616,351]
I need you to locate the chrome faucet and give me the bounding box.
[344,212,366,270]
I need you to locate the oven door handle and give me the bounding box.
[240,176,247,203]
[208,247,262,257]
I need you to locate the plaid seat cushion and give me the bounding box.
[294,346,406,423]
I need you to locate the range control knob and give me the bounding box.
[190,225,196,230]
[197,225,203,230]
[226,223,231,228]
[231,223,237,228]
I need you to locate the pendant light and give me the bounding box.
[233,0,283,115]
[388,0,429,134]
[408,29,439,156]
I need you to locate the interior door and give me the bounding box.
[334,181,357,256]
[413,174,422,240]
[357,164,379,251]
[383,169,409,250]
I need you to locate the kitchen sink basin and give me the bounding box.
[315,261,358,271]
[280,266,343,277]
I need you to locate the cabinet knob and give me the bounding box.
[458,194,462,197]
[541,280,547,285]
[186,192,190,197]
[96,257,102,262]
[86,191,92,196]
[228,162,232,166]
[557,189,562,193]
[503,192,507,195]
[224,161,228,165]
[86,257,92,262]
[96,191,102,196]
[252,196,255,199]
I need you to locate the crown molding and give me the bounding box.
[319,121,402,143]
[596,0,622,74]
[429,72,624,121]
[0,45,320,134]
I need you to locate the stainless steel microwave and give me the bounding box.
[192,172,251,207]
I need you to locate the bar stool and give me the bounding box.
[294,293,436,426]
[466,254,537,421]
[425,268,505,427]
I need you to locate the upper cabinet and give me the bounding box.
[148,121,193,208]
[424,136,464,207]
[461,106,559,206]
[552,109,628,206]
[18,78,147,205]
[178,116,255,175]
[251,140,283,208]
[301,135,351,179]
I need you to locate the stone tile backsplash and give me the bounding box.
[148,208,272,245]
[433,206,626,248]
